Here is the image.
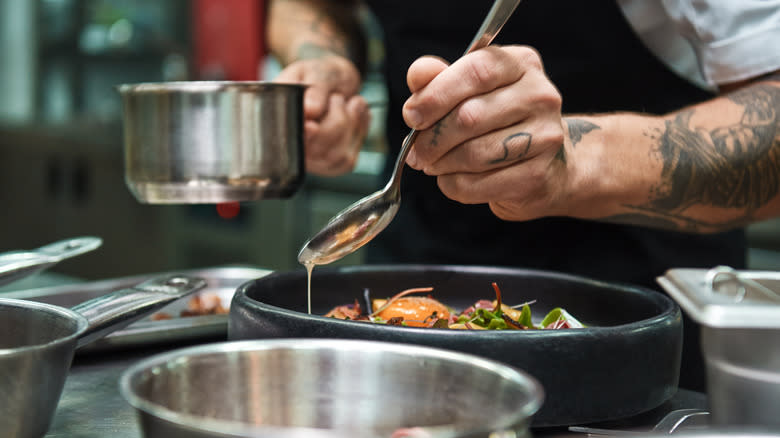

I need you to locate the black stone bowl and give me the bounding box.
[229,264,682,427]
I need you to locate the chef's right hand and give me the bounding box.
[275,55,371,176]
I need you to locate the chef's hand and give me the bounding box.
[275,54,371,176]
[402,45,572,222]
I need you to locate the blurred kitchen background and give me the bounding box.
[0,0,778,285]
[0,0,389,283]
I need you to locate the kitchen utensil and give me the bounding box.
[569,408,710,436]
[117,81,306,204]
[0,236,102,287]
[0,274,206,438]
[228,264,683,427]
[4,265,273,353]
[297,0,523,266]
[657,266,780,428]
[120,338,544,438]
[571,429,780,438]
[640,433,780,438]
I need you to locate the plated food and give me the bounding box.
[230,264,683,426]
[324,282,585,330]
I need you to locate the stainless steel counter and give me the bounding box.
[47,350,148,438]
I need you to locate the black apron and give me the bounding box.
[362,0,746,392]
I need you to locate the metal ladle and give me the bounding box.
[298,0,523,266]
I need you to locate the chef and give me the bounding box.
[265,0,780,391]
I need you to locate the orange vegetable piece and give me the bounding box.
[375,297,451,328]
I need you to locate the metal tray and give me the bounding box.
[657,265,780,328]
[658,266,780,427]
[3,265,272,353]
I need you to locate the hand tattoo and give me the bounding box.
[566,118,600,147]
[431,119,447,147]
[426,118,533,165]
[554,143,567,164]
[489,132,533,164]
[557,118,601,165]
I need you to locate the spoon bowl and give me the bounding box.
[297,189,399,266]
[297,131,416,266]
[298,0,522,266]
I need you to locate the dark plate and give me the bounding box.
[228,264,682,427]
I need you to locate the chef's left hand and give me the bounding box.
[402,45,572,221]
[275,54,371,176]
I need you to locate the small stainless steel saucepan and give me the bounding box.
[0,274,206,438]
[117,81,306,204]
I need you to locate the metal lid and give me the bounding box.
[657,266,780,329]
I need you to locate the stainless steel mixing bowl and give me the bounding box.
[120,339,544,438]
[117,81,306,204]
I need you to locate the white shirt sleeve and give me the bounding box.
[618,0,780,91]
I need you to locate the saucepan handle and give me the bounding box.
[0,236,103,287]
[71,274,207,348]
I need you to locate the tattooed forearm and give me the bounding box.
[296,41,349,60]
[617,80,780,232]
[271,0,367,74]
[293,7,352,59]
[565,118,600,146]
[755,71,780,83]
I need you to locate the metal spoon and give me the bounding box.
[298,0,522,266]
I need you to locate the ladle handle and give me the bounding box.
[71,274,207,348]
[387,0,523,192]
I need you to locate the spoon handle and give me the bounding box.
[463,0,523,56]
[387,0,523,192]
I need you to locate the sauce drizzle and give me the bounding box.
[304,261,315,315]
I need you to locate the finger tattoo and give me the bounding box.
[431,119,447,147]
[490,132,532,164]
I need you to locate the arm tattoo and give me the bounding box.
[278,0,366,74]
[296,41,348,60]
[565,118,600,146]
[611,81,780,232]
[756,72,780,83]
[294,9,350,60]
